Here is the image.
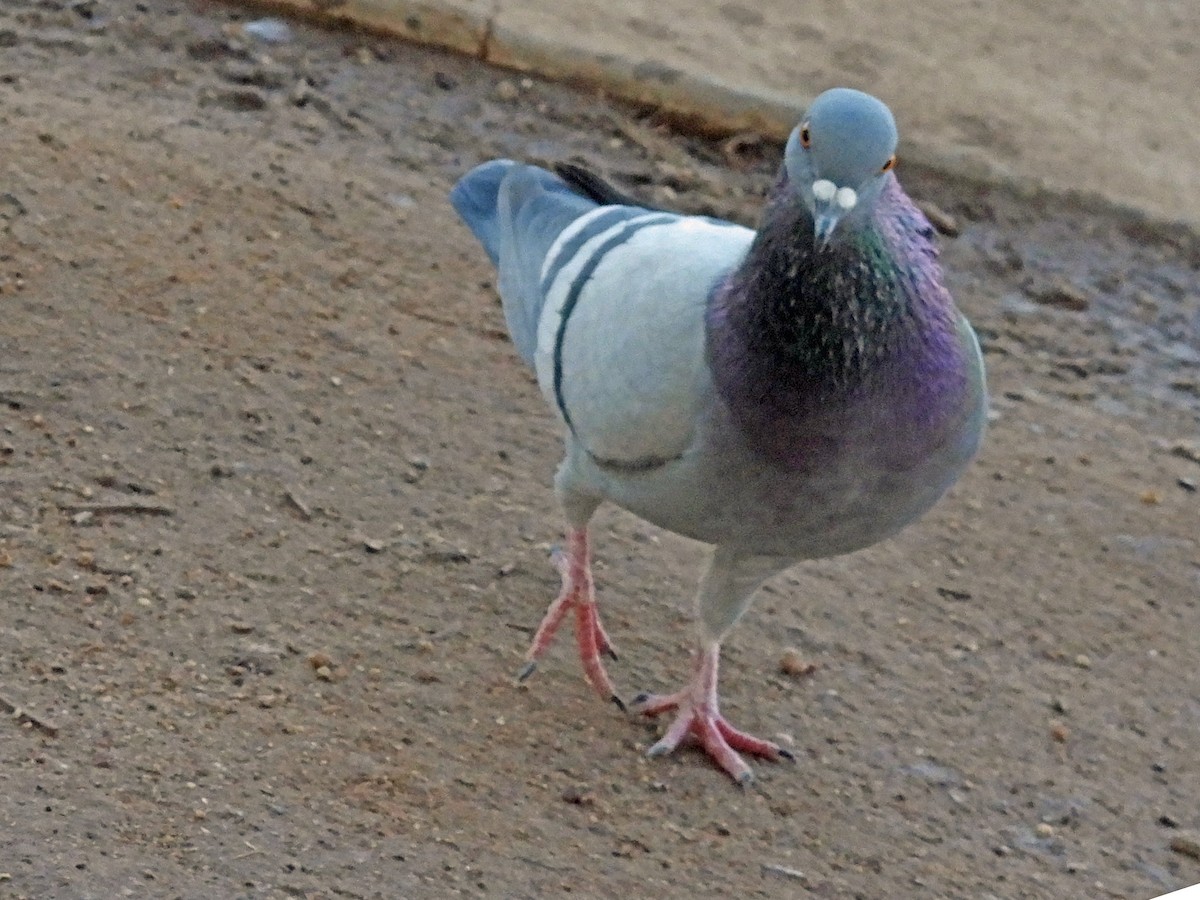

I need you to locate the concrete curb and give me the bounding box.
[237,0,1195,238]
[237,0,805,137]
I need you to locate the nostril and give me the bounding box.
[812,179,837,202]
[835,187,858,211]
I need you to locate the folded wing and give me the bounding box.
[451,162,754,468]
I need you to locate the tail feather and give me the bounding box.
[449,159,515,266]
[450,162,599,365]
[552,162,667,211]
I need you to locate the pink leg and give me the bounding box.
[518,528,621,706]
[631,643,792,784]
[552,544,617,661]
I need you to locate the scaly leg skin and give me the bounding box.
[517,527,623,708]
[549,543,617,662]
[631,642,793,784]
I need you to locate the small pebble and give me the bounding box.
[1073,654,1091,669]
[779,648,817,678]
[241,18,293,43]
[561,785,594,806]
[1036,822,1056,838]
[1050,722,1070,743]
[495,80,519,102]
[762,862,810,881]
[209,88,269,113]
[1029,279,1090,312]
[1169,834,1200,860]
[308,651,335,670]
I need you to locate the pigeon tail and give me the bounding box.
[451,161,600,365]
[448,159,515,266]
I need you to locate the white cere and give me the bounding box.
[835,186,858,211]
[812,179,837,203]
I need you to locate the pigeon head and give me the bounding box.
[784,88,899,250]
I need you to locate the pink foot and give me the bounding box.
[517,528,622,706]
[631,643,792,784]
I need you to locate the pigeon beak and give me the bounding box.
[813,211,843,251]
[811,180,858,251]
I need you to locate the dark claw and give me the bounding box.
[604,647,619,662]
[735,771,755,788]
[610,694,627,713]
[631,692,650,706]
[516,660,537,682]
[778,747,796,762]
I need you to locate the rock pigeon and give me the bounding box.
[449,88,987,783]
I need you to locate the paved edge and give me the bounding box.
[233,0,1197,237]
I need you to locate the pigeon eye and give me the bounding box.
[881,155,897,172]
[799,123,811,148]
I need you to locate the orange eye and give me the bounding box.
[881,154,897,172]
[799,123,811,148]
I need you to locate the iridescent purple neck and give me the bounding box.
[706,174,969,465]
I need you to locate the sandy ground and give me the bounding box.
[2,1,1200,898]
[267,0,1200,228]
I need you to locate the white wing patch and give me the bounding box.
[536,216,754,467]
[533,210,665,400]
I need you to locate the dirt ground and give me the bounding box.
[2,1,1199,898]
